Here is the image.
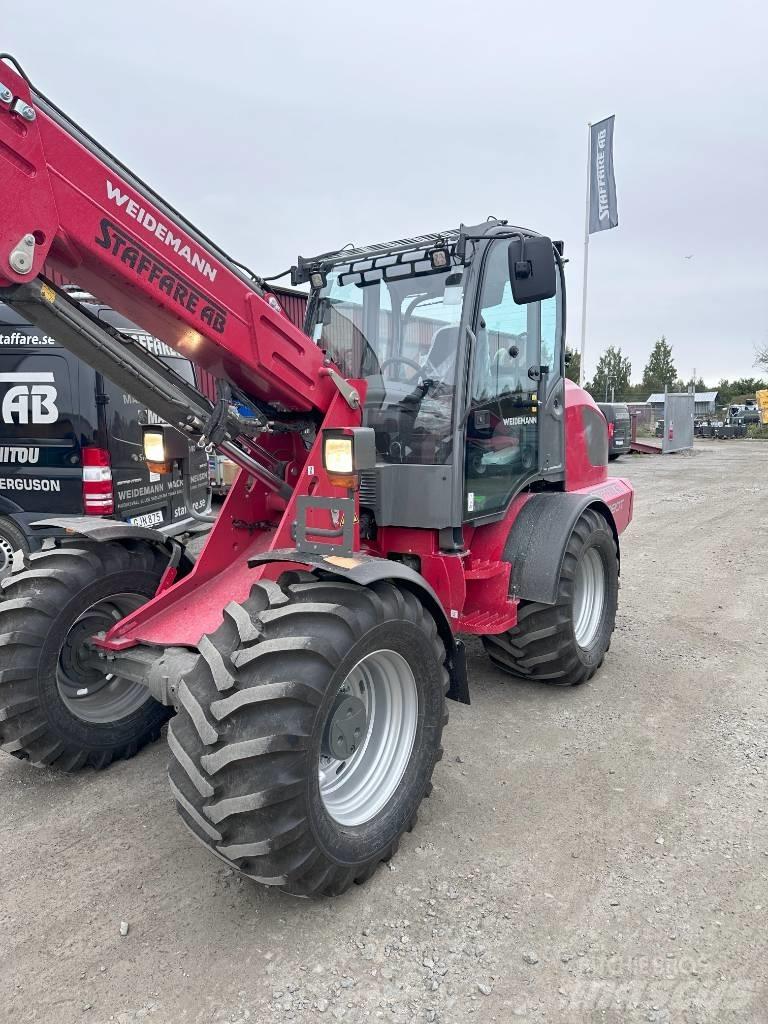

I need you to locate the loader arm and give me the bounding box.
[0,54,365,649]
[0,55,335,416]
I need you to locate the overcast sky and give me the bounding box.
[6,0,768,384]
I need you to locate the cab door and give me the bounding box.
[537,265,565,478]
[463,240,563,520]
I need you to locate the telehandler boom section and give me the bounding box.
[0,55,632,896]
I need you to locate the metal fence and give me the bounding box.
[662,392,695,453]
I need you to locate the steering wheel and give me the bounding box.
[379,355,423,381]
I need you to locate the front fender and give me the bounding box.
[31,516,193,577]
[249,548,469,704]
[32,515,170,546]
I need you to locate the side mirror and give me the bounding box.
[507,235,557,304]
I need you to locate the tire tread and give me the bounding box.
[0,541,170,769]
[168,575,449,896]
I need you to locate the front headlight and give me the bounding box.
[321,428,376,486]
[143,430,166,463]
[323,435,354,475]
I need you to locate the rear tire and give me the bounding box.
[483,508,618,686]
[0,541,171,769]
[0,518,29,581]
[168,576,448,896]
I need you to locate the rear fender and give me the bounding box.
[502,493,619,606]
[248,548,469,704]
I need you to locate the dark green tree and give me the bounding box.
[642,336,677,392]
[717,377,768,405]
[717,378,733,405]
[564,347,581,384]
[587,346,632,402]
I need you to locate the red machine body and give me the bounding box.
[0,57,633,655]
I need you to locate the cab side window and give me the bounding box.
[464,242,541,519]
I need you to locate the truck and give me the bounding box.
[0,290,210,576]
[0,54,633,897]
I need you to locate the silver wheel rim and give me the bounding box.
[57,592,151,723]
[319,650,418,827]
[572,547,606,649]
[0,535,15,578]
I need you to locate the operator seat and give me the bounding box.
[423,325,459,384]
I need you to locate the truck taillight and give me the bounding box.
[607,422,615,440]
[82,446,114,515]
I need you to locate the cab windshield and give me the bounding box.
[310,260,465,466]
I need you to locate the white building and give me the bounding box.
[646,391,718,418]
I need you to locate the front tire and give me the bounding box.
[0,541,172,769]
[483,508,618,686]
[168,576,448,896]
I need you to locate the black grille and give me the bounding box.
[359,470,378,508]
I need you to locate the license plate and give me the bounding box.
[129,510,164,527]
[614,439,624,445]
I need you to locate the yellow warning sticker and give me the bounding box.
[325,556,362,569]
[40,283,56,304]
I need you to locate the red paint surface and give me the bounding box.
[564,379,609,490]
[41,266,306,403]
[106,390,365,646]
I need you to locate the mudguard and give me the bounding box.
[249,548,470,704]
[30,516,193,577]
[502,493,619,606]
[31,515,171,546]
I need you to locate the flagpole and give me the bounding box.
[579,122,591,387]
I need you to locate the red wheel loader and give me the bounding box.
[0,55,632,896]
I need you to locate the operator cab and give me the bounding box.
[298,220,565,534]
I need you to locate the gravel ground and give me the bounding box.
[2,440,766,1024]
